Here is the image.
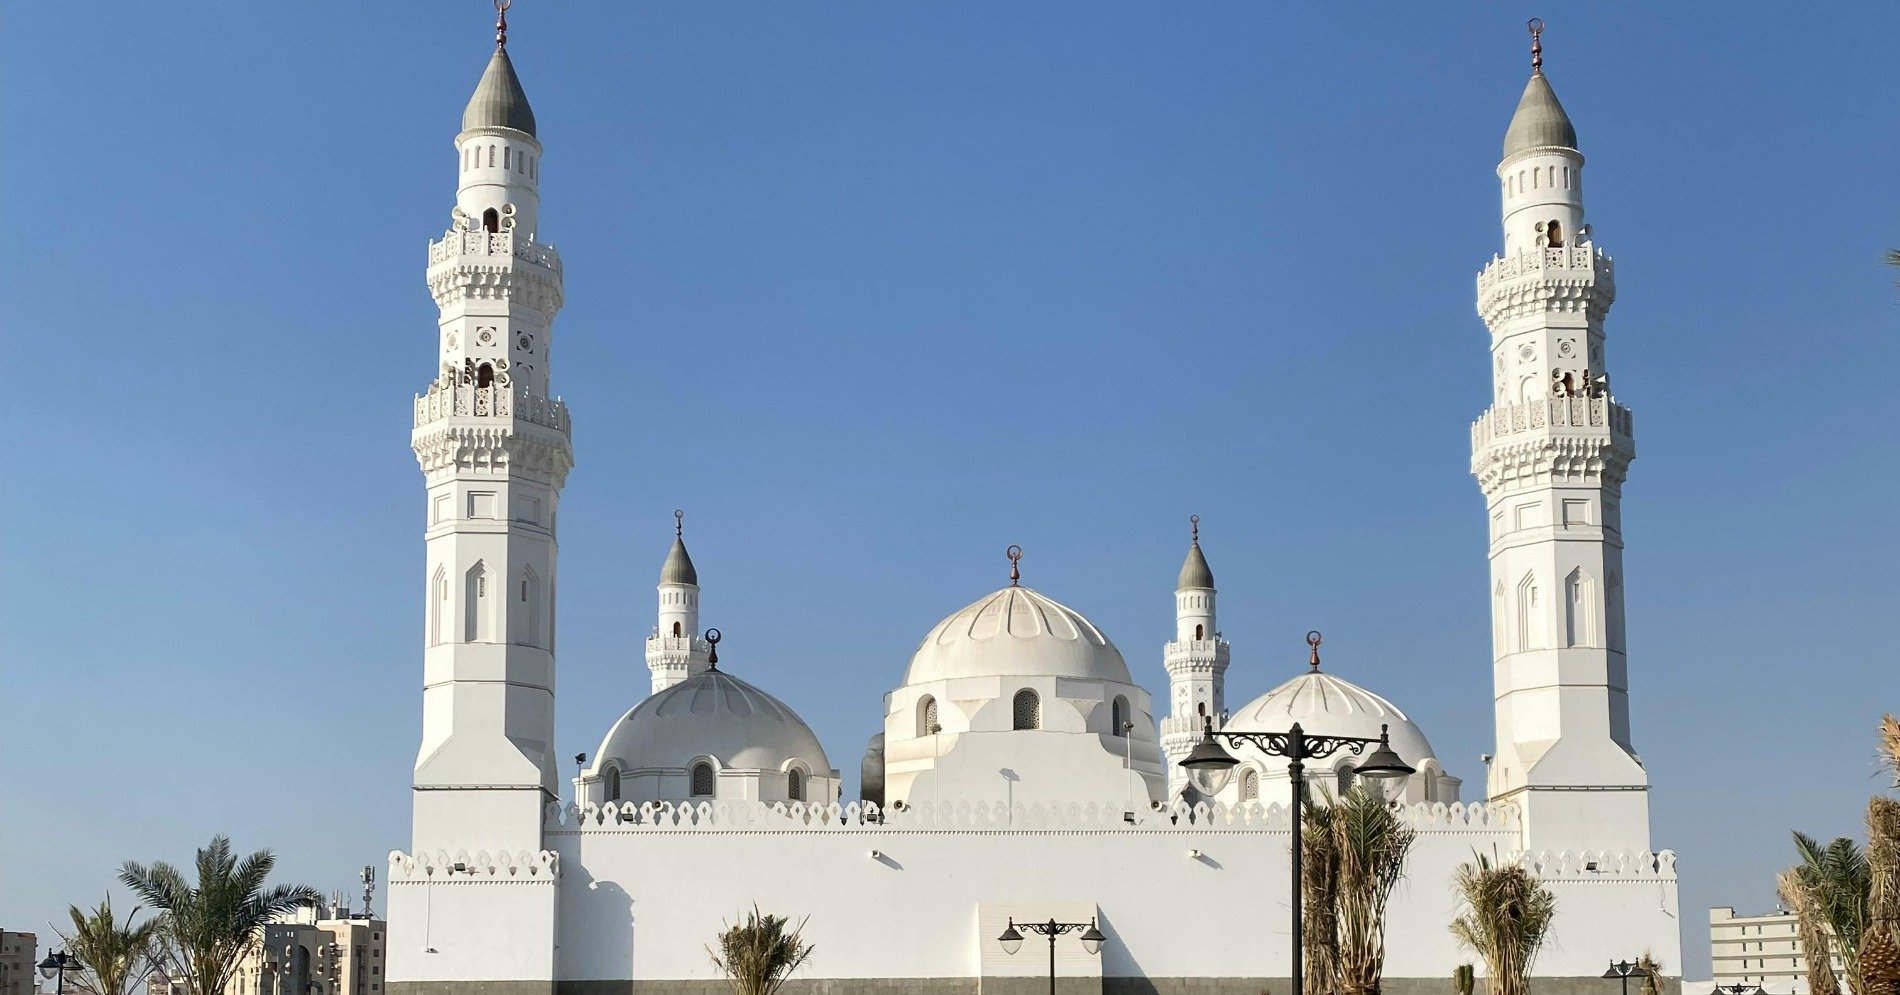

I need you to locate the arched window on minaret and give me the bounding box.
[1515,572,1539,652]
[671,621,682,637]
[430,565,450,646]
[1564,568,1597,648]
[482,208,499,233]
[465,562,491,641]
[1546,219,1565,247]
[476,363,495,388]
[1194,623,1204,640]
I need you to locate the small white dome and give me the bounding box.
[1226,668,1438,776]
[904,585,1130,685]
[593,668,831,773]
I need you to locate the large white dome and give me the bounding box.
[1225,668,1438,775]
[904,585,1130,685]
[592,668,832,773]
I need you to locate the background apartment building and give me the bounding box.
[1711,906,1847,993]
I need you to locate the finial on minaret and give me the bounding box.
[495,0,513,49]
[674,508,684,540]
[1528,17,1545,75]
[1306,630,1323,672]
[1007,545,1023,586]
[704,628,721,668]
[1190,514,1200,545]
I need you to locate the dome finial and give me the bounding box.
[1306,630,1323,672]
[1006,545,1023,586]
[674,508,684,540]
[704,628,721,669]
[495,0,512,50]
[1528,17,1545,75]
[1190,514,1200,545]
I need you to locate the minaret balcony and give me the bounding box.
[414,377,570,434]
[1471,395,1631,450]
[1477,243,1615,328]
[428,229,562,274]
[1163,639,1229,671]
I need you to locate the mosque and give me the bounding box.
[388,9,1681,994]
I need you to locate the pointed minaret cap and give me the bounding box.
[1502,19,1577,156]
[660,509,699,586]
[463,2,537,137]
[1177,515,1215,591]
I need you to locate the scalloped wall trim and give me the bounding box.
[387,848,559,882]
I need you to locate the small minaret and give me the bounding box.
[1159,516,1230,798]
[646,510,711,694]
[1473,21,1648,853]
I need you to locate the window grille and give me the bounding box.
[787,768,804,801]
[1012,689,1040,731]
[690,762,714,797]
[1111,695,1129,736]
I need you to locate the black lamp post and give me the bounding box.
[1602,959,1651,995]
[997,917,1105,995]
[38,952,76,995]
[1179,632,1414,995]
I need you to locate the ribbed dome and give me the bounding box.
[904,586,1131,685]
[593,669,830,773]
[1502,72,1577,156]
[463,48,537,137]
[1178,543,1214,591]
[660,538,698,586]
[1226,669,1437,776]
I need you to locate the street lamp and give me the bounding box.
[38,952,76,995]
[1179,631,1414,995]
[997,918,1106,995]
[1602,959,1651,995]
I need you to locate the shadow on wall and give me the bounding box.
[573,874,634,980]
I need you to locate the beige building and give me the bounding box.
[0,933,37,995]
[222,906,387,995]
[1710,906,1846,993]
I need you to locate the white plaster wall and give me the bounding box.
[542,806,1677,984]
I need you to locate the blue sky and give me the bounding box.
[3,2,1896,980]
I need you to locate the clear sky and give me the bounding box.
[4,2,1896,980]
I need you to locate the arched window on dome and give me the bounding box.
[917,696,939,738]
[690,762,715,797]
[1239,768,1260,802]
[604,765,621,802]
[1110,695,1129,737]
[1336,765,1357,797]
[787,768,804,802]
[1012,689,1040,731]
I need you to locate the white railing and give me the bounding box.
[413,377,570,433]
[1471,396,1632,449]
[1477,243,1611,293]
[427,230,562,271]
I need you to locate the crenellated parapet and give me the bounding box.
[426,229,564,311]
[1477,243,1614,331]
[413,373,571,433]
[387,847,560,882]
[1471,395,1634,494]
[545,797,1523,834]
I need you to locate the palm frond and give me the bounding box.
[1781,868,1842,995]
[1449,855,1557,995]
[708,906,814,995]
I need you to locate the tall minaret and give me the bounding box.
[409,1,571,856]
[646,510,712,693]
[1159,516,1230,798]
[1472,21,1648,854]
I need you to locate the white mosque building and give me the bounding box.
[388,10,1681,994]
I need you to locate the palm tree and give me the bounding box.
[59,897,166,995]
[1449,856,1556,995]
[1794,832,1873,995]
[1301,796,1340,995]
[1780,868,1842,995]
[1333,785,1417,995]
[707,906,814,995]
[119,836,318,995]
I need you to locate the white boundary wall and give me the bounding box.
[388,801,1680,987]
